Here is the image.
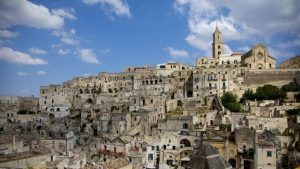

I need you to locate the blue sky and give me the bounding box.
[0,0,299,96]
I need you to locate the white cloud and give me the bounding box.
[224,44,233,54]
[61,37,79,45]
[36,70,46,75]
[83,73,91,77]
[70,28,76,35]
[175,0,252,54]
[51,8,76,20]
[0,29,18,38]
[100,48,110,53]
[58,48,70,55]
[29,47,47,54]
[164,47,189,58]
[174,0,300,54]
[0,46,47,65]
[78,48,100,64]
[0,0,64,29]
[269,48,295,60]
[17,71,28,76]
[277,38,300,48]
[82,0,131,17]
[51,44,62,48]
[222,0,300,37]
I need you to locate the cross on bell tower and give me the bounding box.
[212,26,224,59]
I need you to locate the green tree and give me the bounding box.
[256,84,286,100]
[222,92,241,112]
[281,82,300,92]
[222,92,237,106]
[240,89,255,102]
[227,102,241,112]
[286,108,300,116]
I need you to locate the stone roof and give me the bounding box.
[103,158,129,169]
[189,143,232,169]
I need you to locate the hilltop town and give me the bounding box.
[1,27,300,169]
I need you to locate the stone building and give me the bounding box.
[212,26,224,59]
[279,55,300,69]
[235,127,255,152]
[254,131,278,169]
[39,130,75,156]
[30,26,300,169]
[241,44,276,69]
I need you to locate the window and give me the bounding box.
[148,154,153,161]
[267,151,272,157]
[183,123,188,129]
[152,146,154,150]
[156,146,159,152]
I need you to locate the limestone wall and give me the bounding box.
[244,69,299,86]
[0,154,48,169]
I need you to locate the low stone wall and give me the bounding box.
[244,69,299,86]
[0,154,48,169]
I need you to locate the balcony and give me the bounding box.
[98,149,124,157]
[130,146,140,152]
[207,87,217,90]
[208,78,218,81]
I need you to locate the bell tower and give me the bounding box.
[212,26,224,59]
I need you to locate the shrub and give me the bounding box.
[281,82,300,92]
[241,84,286,101]
[222,92,241,112]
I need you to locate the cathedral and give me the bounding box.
[197,27,276,69]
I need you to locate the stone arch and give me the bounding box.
[49,113,55,119]
[36,124,44,130]
[91,88,97,94]
[84,88,90,94]
[84,98,93,104]
[228,158,236,168]
[257,63,263,69]
[180,139,191,147]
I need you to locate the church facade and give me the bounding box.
[197,27,276,70]
[241,44,276,69]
